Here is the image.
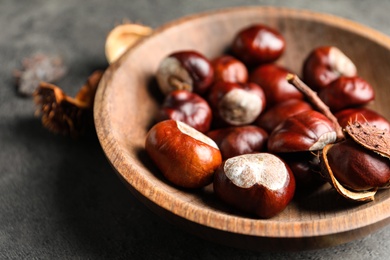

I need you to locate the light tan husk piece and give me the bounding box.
[105,22,153,64]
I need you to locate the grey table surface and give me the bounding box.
[1,0,390,259]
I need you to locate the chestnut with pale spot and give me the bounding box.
[267,110,337,153]
[213,153,295,218]
[302,46,357,91]
[145,120,222,188]
[208,81,266,126]
[156,50,214,95]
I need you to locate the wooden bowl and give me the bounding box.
[94,6,390,251]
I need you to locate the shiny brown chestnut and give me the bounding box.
[231,24,285,67]
[335,107,390,131]
[211,55,248,83]
[145,120,222,188]
[156,50,214,95]
[318,76,375,112]
[207,125,268,159]
[268,110,337,153]
[280,152,325,190]
[158,90,212,133]
[257,99,312,133]
[322,138,390,191]
[302,46,357,91]
[250,64,304,108]
[207,81,266,126]
[213,153,295,219]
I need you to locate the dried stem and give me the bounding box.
[286,73,345,141]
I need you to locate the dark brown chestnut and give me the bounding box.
[158,90,212,133]
[322,138,390,191]
[249,64,304,108]
[231,24,285,67]
[211,55,248,83]
[207,125,268,159]
[280,152,325,190]
[257,99,312,133]
[268,110,337,153]
[156,50,214,95]
[213,153,295,218]
[335,107,390,131]
[302,46,357,91]
[318,76,375,112]
[145,120,222,189]
[208,81,266,126]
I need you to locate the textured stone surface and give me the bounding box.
[1,0,390,259]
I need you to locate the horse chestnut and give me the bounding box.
[145,120,222,188]
[156,50,214,95]
[257,99,312,133]
[211,55,248,83]
[158,90,212,133]
[280,152,325,190]
[207,125,268,159]
[318,76,375,112]
[302,46,357,91]
[250,64,304,108]
[213,153,295,218]
[208,81,266,126]
[231,24,285,67]
[268,110,337,153]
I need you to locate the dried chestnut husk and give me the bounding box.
[335,107,390,132]
[288,73,390,201]
[33,70,103,137]
[322,138,390,191]
[321,121,390,201]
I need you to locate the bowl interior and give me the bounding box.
[94,6,390,249]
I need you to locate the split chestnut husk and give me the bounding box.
[320,122,390,201]
[287,74,390,201]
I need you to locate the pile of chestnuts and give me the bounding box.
[144,23,390,219]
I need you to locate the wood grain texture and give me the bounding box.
[94,6,390,251]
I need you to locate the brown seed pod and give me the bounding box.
[288,73,390,201]
[320,120,390,201]
[33,70,104,137]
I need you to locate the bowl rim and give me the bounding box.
[94,6,390,239]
